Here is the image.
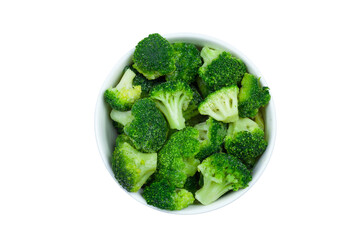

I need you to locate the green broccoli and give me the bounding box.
[183,86,203,121]
[224,117,267,168]
[142,179,195,211]
[198,46,247,93]
[195,153,252,205]
[150,81,193,130]
[166,42,202,83]
[133,33,176,80]
[104,68,141,111]
[238,73,270,118]
[155,127,200,187]
[198,85,239,123]
[112,134,157,192]
[110,98,168,153]
[194,117,227,160]
[125,98,168,153]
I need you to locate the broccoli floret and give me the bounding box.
[198,46,247,93]
[198,85,239,123]
[238,73,271,118]
[142,179,195,211]
[104,68,141,111]
[194,117,227,160]
[150,81,193,130]
[126,66,165,98]
[155,127,200,187]
[133,33,175,80]
[111,134,157,192]
[195,153,252,205]
[123,98,168,153]
[183,86,203,121]
[224,117,267,168]
[166,43,202,83]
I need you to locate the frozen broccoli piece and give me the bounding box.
[112,134,157,192]
[198,46,247,93]
[104,68,141,111]
[224,117,267,168]
[238,73,270,118]
[195,153,252,205]
[133,33,175,80]
[143,179,194,211]
[166,42,202,83]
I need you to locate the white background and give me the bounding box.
[1,0,359,239]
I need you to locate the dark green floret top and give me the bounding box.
[142,179,195,211]
[133,33,176,80]
[199,46,247,93]
[166,42,202,83]
[154,127,201,188]
[104,33,272,211]
[124,98,168,153]
[238,73,271,118]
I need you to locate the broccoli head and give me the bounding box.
[194,117,227,160]
[198,85,239,123]
[198,46,247,93]
[238,73,271,118]
[150,81,193,130]
[133,33,176,80]
[142,179,195,211]
[155,127,200,187]
[124,98,168,153]
[111,134,157,192]
[104,68,141,111]
[166,42,202,83]
[224,117,267,168]
[195,153,252,205]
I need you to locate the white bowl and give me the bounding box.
[94,33,277,214]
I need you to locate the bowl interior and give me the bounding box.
[95,33,276,214]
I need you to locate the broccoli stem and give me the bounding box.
[195,177,233,205]
[116,68,136,90]
[154,92,187,130]
[110,109,134,126]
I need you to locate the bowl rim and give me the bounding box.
[94,32,277,215]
